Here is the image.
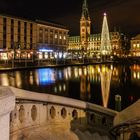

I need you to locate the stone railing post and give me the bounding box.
[0,87,15,140]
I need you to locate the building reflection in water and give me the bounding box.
[37,69,56,85]
[80,75,91,101]
[0,64,140,109]
[15,72,22,88]
[131,64,140,82]
[0,73,9,86]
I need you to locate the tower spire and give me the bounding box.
[81,0,90,20]
[80,0,91,50]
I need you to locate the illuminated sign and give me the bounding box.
[39,49,53,52]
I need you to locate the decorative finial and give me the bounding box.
[104,12,107,16]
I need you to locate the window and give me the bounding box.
[133,44,136,48]
[11,19,14,49]
[59,35,62,39]
[30,23,33,34]
[55,34,58,39]
[24,22,27,45]
[82,29,85,32]
[3,18,7,49]
[39,28,43,43]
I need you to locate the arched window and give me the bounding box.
[72,110,78,120]
[31,105,37,121]
[19,105,25,123]
[61,108,67,119]
[50,106,56,119]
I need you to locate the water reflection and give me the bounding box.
[100,66,112,108]
[0,64,140,110]
[80,75,91,101]
[131,65,140,81]
[0,73,9,86]
[37,69,56,85]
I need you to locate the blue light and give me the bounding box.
[39,49,53,52]
[37,68,56,85]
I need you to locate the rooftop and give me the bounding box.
[0,13,68,30]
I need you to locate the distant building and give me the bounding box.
[0,14,69,60]
[0,15,37,50]
[36,20,68,51]
[130,34,140,57]
[68,0,126,57]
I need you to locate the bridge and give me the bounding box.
[0,86,117,140]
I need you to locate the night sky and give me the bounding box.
[0,0,140,36]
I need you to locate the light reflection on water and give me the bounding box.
[0,64,140,110]
[37,69,56,85]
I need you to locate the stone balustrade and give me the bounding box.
[0,86,117,140]
[112,99,140,140]
[0,87,15,140]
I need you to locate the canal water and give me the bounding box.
[0,63,140,110]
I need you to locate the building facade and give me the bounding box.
[68,0,125,58]
[0,14,69,60]
[130,34,140,57]
[68,32,123,57]
[0,15,37,50]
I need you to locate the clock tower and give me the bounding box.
[80,0,91,50]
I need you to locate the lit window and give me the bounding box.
[63,84,66,91]
[63,36,66,40]
[133,44,136,48]
[59,35,62,39]
[137,44,140,48]
[39,53,43,59]
[55,34,57,39]
[39,28,43,32]
[137,72,140,79]
[44,53,48,59]
[133,72,136,79]
[59,85,62,92]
